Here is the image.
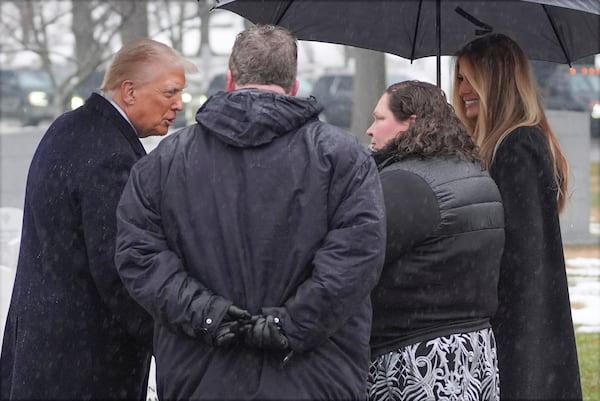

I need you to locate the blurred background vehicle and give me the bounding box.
[310,73,353,128]
[296,76,314,98]
[0,68,58,126]
[532,59,600,138]
[202,72,314,99]
[310,72,413,129]
[205,73,227,98]
[69,69,105,110]
[184,73,313,124]
[176,72,226,125]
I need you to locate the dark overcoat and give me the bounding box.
[0,93,153,400]
[115,90,386,400]
[490,126,582,400]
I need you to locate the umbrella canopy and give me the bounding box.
[213,0,600,86]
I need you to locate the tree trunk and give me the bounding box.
[15,1,34,45]
[72,2,97,67]
[196,0,212,56]
[118,0,149,44]
[350,48,386,145]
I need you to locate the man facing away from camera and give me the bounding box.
[114,25,386,400]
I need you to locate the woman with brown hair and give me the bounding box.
[367,80,505,401]
[452,33,582,400]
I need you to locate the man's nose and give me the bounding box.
[173,96,184,111]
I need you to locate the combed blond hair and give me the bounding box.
[101,38,198,97]
[451,33,569,212]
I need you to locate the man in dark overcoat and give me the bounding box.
[0,38,197,400]
[114,25,387,400]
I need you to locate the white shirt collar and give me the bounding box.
[103,94,138,135]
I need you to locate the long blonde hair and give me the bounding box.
[452,33,569,212]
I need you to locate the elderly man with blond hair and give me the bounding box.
[1,38,197,401]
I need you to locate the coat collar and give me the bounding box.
[83,92,146,157]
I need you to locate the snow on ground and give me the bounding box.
[1,250,599,336]
[566,257,600,333]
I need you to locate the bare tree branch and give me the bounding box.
[0,0,217,112]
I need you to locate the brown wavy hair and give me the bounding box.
[452,33,569,212]
[379,80,480,164]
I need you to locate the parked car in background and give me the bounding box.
[296,77,314,98]
[69,69,105,110]
[182,72,314,127]
[206,73,227,98]
[310,73,353,128]
[203,72,314,100]
[0,68,58,126]
[531,60,600,138]
[310,72,414,129]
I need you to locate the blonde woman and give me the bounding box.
[452,33,582,400]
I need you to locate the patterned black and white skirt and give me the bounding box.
[368,328,499,401]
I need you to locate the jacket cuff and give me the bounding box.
[195,295,232,344]
[261,306,306,352]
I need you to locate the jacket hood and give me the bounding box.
[195,89,323,148]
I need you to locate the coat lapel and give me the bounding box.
[84,93,147,157]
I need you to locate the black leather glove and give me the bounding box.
[212,305,252,348]
[225,305,252,322]
[243,315,289,350]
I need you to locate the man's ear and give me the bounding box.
[408,114,417,126]
[226,69,235,92]
[121,80,135,105]
[289,79,299,96]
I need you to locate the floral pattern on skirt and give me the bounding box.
[368,328,499,401]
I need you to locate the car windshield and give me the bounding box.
[297,77,313,97]
[568,73,600,95]
[16,70,52,90]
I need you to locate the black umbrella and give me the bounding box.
[212,0,600,86]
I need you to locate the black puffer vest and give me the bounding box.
[370,156,505,358]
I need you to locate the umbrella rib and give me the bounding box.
[455,7,492,35]
[275,0,294,25]
[410,0,423,61]
[541,5,572,66]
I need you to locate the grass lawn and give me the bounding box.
[576,330,600,401]
[591,162,599,214]
[568,162,599,401]
[577,162,599,401]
